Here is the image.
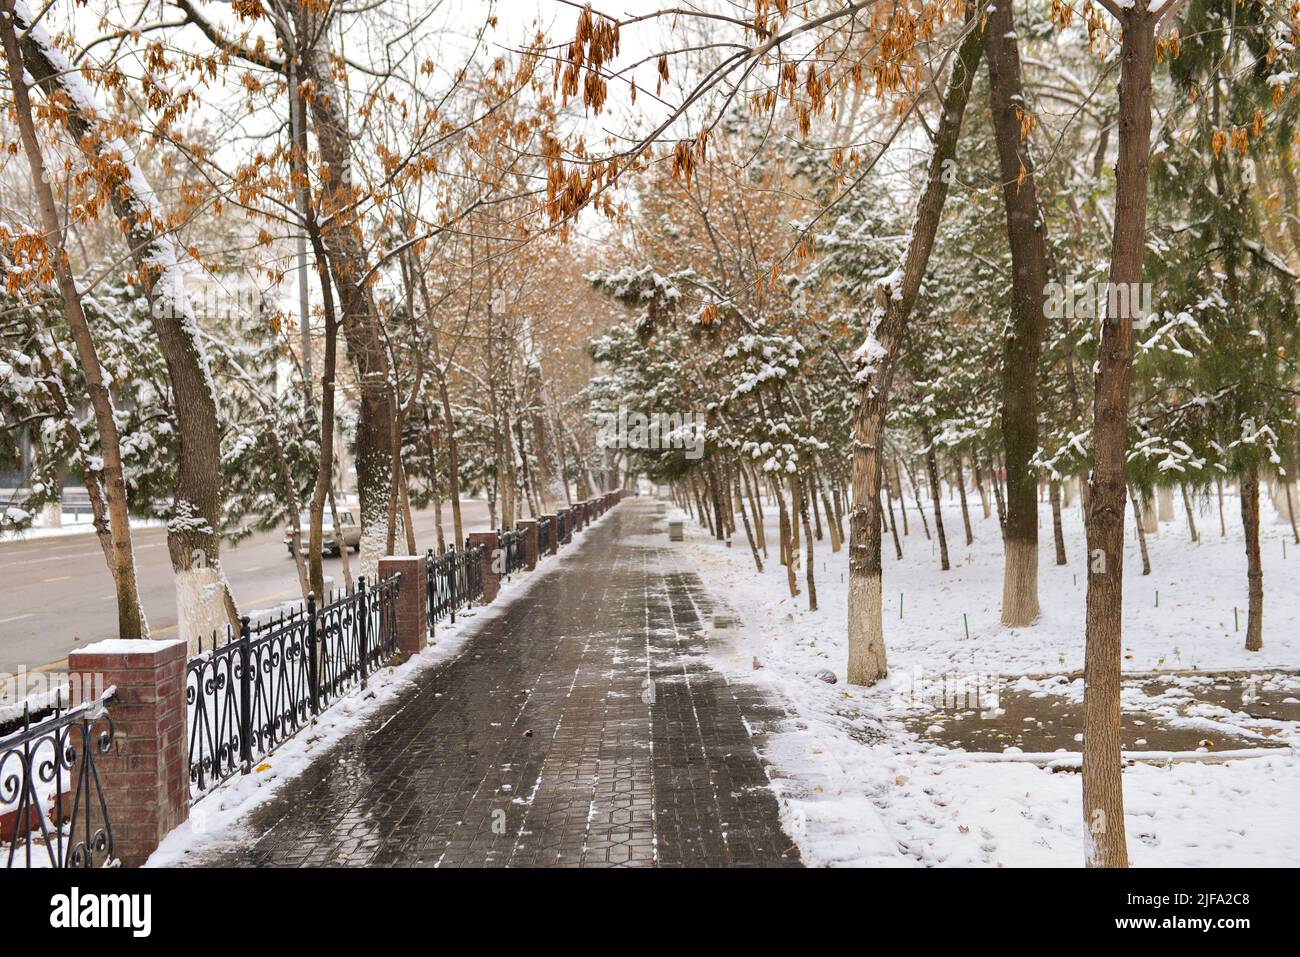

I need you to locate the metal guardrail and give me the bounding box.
[1,689,116,868]
[500,528,526,579]
[185,575,401,801]
[425,541,485,629]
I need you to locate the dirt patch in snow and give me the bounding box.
[904,672,1299,754]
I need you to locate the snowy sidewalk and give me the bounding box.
[172,500,800,868]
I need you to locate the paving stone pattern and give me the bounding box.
[187,501,800,868]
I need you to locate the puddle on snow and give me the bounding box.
[902,672,1300,754]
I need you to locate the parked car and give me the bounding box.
[285,510,361,557]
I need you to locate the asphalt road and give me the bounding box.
[0,500,493,676]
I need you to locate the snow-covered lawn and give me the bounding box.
[678,489,1300,867]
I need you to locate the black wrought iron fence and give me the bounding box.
[1,690,116,868]
[557,510,569,543]
[500,528,526,579]
[186,574,401,801]
[538,516,552,556]
[425,541,485,628]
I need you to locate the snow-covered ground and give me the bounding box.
[677,488,1300,867]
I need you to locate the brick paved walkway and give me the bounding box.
[188,500,800,867]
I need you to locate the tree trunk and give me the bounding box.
[955,454,974,546]
[2,11,144,638]
[1050,480,1068,565]
[328,487,353,591]
[884,459,903,561]
[787,475,799,552]
[1181,483,1199,543]
[985,0,1047,626]
[1157,485,1174,523]
[695,475,714,537]
[501,408,518,530]
[1217,475,1228,537]
[417,269,465,547]
[515,417,540,520]
[923,430,951,571]
[297,9,394,579]
[777,484,798,598]
[713,467,730,542]
[988,451,1007,537]
[1142,491,1158,534]
[1083,7,1159,870]
[742,463,767,556]
[399,462,418,556]
[796,472,817,612]
[846,16,983,686]
[735,469,762,572]
[809,471,824,541]
[904,457,932,540]
[303,121,341,601]
[974,457,992,519]
[425,414,446,552]
[270,431,312,602]
[894,459,910,536]
[1241,465,1264,651]
[819,481,842,553]
[17,11,236,648]
[1283,479,1300,545]
[1128,485,1152,576]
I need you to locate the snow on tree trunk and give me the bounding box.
[297,20,395,580]
[1,11,146,640]
[16,0,234,649]
[846,15,983,686]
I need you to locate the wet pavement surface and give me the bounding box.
[906,672,1300,753]
[184,501,799,868]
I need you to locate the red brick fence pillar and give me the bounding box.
[378,555,428,655]
[68,639,188,868]
[518,519,539,570]
[468,530,501,602]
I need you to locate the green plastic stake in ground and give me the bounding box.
[1234,607,1239,632]
[900,593,904,619]
[963,613,969,640]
